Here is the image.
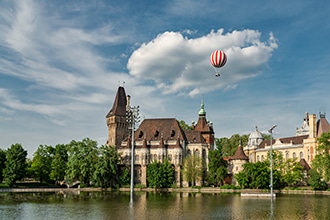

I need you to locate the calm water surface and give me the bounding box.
[1,191,330,220]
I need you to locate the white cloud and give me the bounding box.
[127,29,278,96]
[0,0,127,93]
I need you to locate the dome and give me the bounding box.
[248,126,264,146]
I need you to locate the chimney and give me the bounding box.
[309,113,316,138]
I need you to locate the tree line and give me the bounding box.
[1,132,329,190]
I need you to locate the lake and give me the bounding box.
[1,191,330,219]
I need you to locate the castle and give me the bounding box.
[106,86,214,186]
[106,86,330,186]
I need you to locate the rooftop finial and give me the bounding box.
[198,94,206,115]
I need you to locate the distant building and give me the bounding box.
[244,112,330,168]
[228,144,249,185]
[106,86,215,186]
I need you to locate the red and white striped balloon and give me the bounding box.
[210,50,227,68]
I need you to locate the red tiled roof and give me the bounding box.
[194,116,214,134]
[106,86,127,117]
[184,130,206,144]
[317,117,330,137]
[230,146,248,161]
[258,135,308,148]
[134,118,187,142]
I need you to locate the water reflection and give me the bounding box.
[1,191,330,219]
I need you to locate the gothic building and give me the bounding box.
[106,86,215,186]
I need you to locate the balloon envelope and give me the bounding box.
[210,50,227,68]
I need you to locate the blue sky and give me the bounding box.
[1,0,329,156]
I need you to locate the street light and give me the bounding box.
[126,105,140,204]
[268,125,277,200]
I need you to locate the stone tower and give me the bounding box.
[106,86,129,148]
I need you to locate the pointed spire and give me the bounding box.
[198,94,206,115]
[106,86,127,117]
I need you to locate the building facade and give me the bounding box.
[244,112,330,168]
[106,86,215,186]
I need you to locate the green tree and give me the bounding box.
[236,161,283,189]
[66,138,98,186]
[308,169,328,190]
[3,144,27,187]
[93,145,120,188]
[0,149,6,182]
[119,166,130,187]
[311,132,330,183]
[182,155,203,186]
[282,158,304,187]
[207,148,228,186]
[30,145,55,184]
[216,134,249,157]
[50,144,68,182]
[178,120,193,131]
[147,159,175,188]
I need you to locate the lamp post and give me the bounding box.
[268,125,277,200]
[126,105,140,204]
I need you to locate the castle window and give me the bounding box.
[171,130,175,137]
[135,155,139,162]
[293,152,296,159]
[261,155,264,162]
[139,131,143,138]
[168,154,172,161]
[257,155,260,162]
[300,152,303,159]
[154,130,159,137]
[195,149,200,157]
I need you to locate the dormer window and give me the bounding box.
[154,130,159,137]
[139,131,143,138]
[171,130,175,137]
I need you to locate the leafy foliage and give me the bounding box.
[0,149,6,182]
[178,120,193,131]
[3,144,27,187]
[215,134,249,157]
[311,132,330,183]
[182,155,203,186]
[30,145,55,184]
[147,159,175,188]
[308,169,328,190]
[50,144,68,182]
[93,145,120,188]
[207,148,228,186]
[119,166,130,186]
[236,161,283,189]
[66,138,98,186]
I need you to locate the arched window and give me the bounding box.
[300,152,303,159]
[195,149,200,157]
[135,155,139,162]
[168,154,172,161]
[257,155,260,162]
[286,151,289,160]
[293,152,296,159]
[261,155,264,162]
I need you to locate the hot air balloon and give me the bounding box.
[210,50,227,77]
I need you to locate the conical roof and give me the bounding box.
[230,145,249,161]
[106,86,127,117]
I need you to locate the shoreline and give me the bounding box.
[1,187,330,195]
